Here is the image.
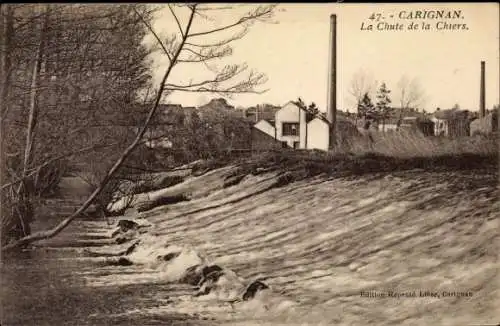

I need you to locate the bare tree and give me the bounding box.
[396,75,425,110]
[349,69,376,112]
[395,75,426,127]
[2,3,277,252]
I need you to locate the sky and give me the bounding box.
[148,3,499,113]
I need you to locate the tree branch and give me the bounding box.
[178,46,232,63]
[133,7,172,63]
[187,5,276,38]
[166,63,267,96]
[168,4,184,38]
[184,29,248,48]
[164,87,267,95]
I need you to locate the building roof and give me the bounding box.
[254,119,276,129]
[245,104,280,121]
[268,100,357,128]
[264,119,276,128]
[389,107,429,119]
[433,109,469,120]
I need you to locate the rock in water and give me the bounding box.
[242,280,269,301]
[110,227,121,238]
[117,257,133,266]
[157,251,181,262]
[179,264,224,287]
[107,257,133,266]
[136,194,190,213]
[195,269,225,297]
[191,265,226,297]
[115,229,138,244]
[180,265,203,285]
[274,172,295,188]
[124,241,140,256]
[201,265,223,279]
[199,269,225,288]
[223,174,246,188]
[117,219,139,232]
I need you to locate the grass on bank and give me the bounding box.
[195,130,499,180]
[343,129,498,157]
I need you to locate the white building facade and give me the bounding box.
[253,101,332,151]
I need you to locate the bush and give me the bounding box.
[1,189,34,247]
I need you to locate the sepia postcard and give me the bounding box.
[0,3,498,326]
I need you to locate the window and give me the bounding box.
[282,122,299,136]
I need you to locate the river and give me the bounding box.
[1,176,213,326]
[1,230,213,326]
[1,169,498,326]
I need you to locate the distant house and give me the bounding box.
[470,110,498,135]
[253,119,277,139]
[399,116,435,136]
[306,115,331,151]
[431,109,470,137]
[377,117,400,132]
[431,116,447,137]
[362,107,434,135]
[252,101,358,151]
[274,101,307,149]
[245,104,281,123]
[251,119,282,150]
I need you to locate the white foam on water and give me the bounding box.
[213,248,278,266]
[159,249,204,283]
[198,270,246,302]
[128,236,204,273]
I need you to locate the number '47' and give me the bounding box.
[369,13,382,21]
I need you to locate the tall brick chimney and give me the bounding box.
[480,61,486,118]
[327,14,337,148]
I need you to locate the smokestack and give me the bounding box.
[327,14,337,148]
[480,61,485,118]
